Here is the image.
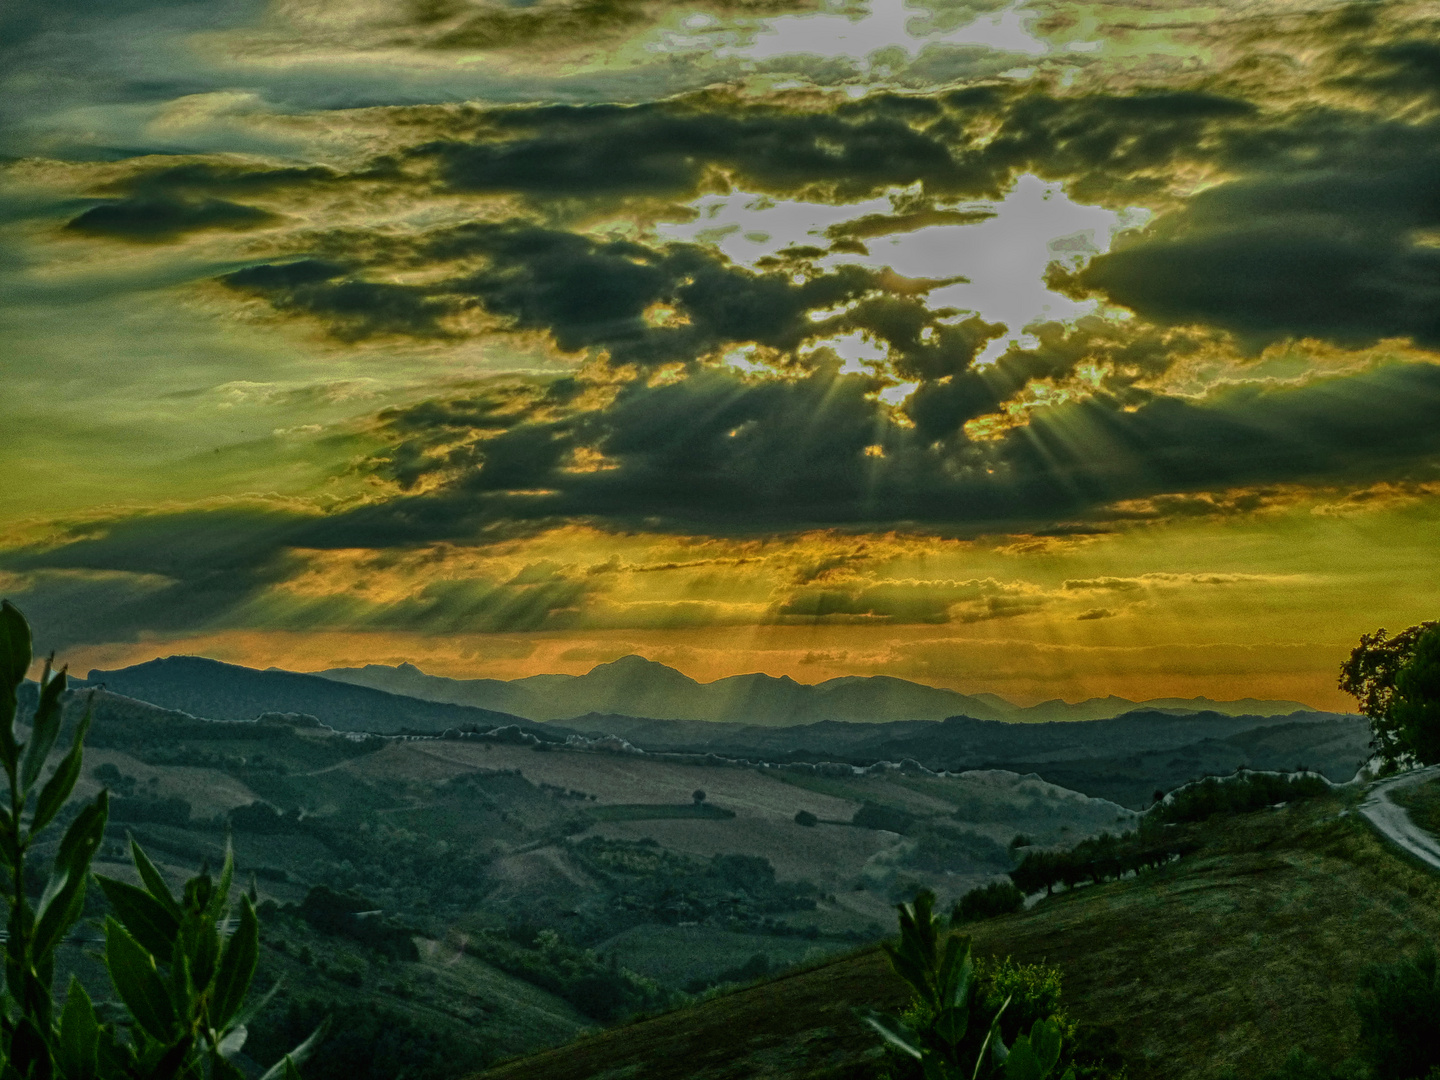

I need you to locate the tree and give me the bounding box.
[1340,621,1440,768]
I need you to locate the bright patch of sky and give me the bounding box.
[652,0,1050,64]
[656,175,1151,362]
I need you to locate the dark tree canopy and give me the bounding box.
[1340,621,1440,767]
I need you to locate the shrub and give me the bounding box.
[904,824,1013,873]
[865,888,1078,1080]
[794,810,819,827]
[1352,946,1440,1080]
[955,881,1025,924]
[853,801,916,833]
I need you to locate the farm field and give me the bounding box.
[478,787,1440,1080]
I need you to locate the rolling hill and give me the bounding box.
[76,654,1367,810]
[81,655,546,734]
[473,783,1440,1080]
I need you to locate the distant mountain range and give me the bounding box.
[72,654,1364,808]
[312,654,1319,726]
[80,656,541,735]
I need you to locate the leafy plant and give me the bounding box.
[864,888,1073,1080]
[0,598,322,1079]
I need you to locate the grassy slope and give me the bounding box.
[475,788,1440,1080]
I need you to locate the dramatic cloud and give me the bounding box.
[6,0,1440,701]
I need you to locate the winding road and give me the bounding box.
[1357,763,1440,872]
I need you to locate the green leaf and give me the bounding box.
[96,1024,138,1079]
[188,909,221,999]
[1004,1037,1043,1080]
[0,600,33,693]
[32,792,108,961]
[862,1012,922,1060]
[130,839,182,921]
[58,977,100,1080]
[1030,1019,1063,1075]
[32,866,87,967]
[934,1004,969,1047]
[216,1026,248,1060]
[168,948,194,1025]
[21,663,67,792]
[284,1058,304,1080]
[0,600,31,772]
[32,707,91,833]
[105,917,178,1041]
[56,789,108,877]
[96,876,180,961]
[257,1020,328,1080]
[210,843,235,921]
[211,896,258,1030]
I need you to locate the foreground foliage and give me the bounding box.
[866,889,1100,1080]
[0,599,317,1079]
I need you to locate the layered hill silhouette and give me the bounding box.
[315,654,1317,726]
[80,654,1364,809]
[81,656,546,735]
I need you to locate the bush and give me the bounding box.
[903,824,1013,873]
[864,889,1091,1080]
[794,810,819,827]
[1352,947,1440,1080]
[853,801,916,833]
[955,881,1025,923]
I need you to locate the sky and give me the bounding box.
[2,0,1438,709]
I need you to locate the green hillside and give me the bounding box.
[474,784,1440,1080]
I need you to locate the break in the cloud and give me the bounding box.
[3,0,1439,704]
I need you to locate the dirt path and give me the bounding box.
[1357,764,1440,871]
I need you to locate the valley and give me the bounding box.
[9,655,1387,1080]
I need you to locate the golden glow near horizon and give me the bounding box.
[2,0,1438,709]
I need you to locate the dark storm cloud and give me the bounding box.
[410,94,966,204]
[399,87,1256,209]
[218,220,924,359]
[1067,124,1440,347]
[7,358,1439,647]
[221,258,458,340]
[65,196,277,241]
[0,506,589,650]
[349,358,1440,535]
[61,161,338,242]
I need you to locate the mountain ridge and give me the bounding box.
[82,655,546,735]
[313,654,1320,726]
